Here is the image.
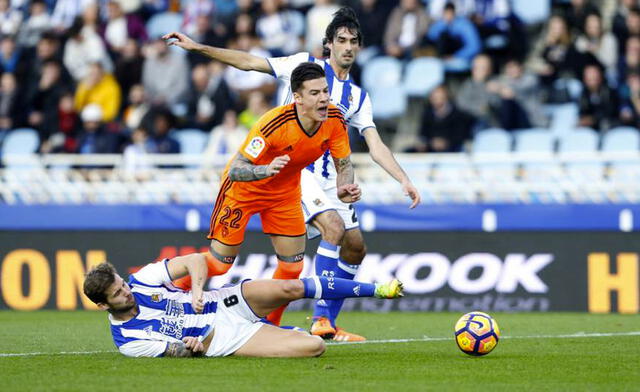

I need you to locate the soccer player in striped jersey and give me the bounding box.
[164,7,421,341]
[83,254,403,358]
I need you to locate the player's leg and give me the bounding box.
[265,234,305,325]
[233,323,326,358]
[173,189,252,290]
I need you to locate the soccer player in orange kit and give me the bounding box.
[174,62,361,326]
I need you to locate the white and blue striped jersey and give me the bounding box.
[108,260,217,357]
[267,52,375,181]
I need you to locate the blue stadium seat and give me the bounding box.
[362,56,403,92]
[558,128,599,153]
[472,128,512,154]
[146,12,183,40]
[173,129,208,154]
[549,103,579,133]
[512,0,551,25]
[1,128,40,168]
[402,57,444,97]
[514,129,555,153]
[601,127,640,152]
[369,85,407,120]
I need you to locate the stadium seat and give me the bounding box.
[369,86,407,120]
[472,128,512,154]
[549,103,579,134]
[146,12,183,39]
[558,128,599,153]
[361,56,403,92]
[1,128,40,168]
[402,57,444,97]
[514,129,555,153]
[512,0,551,25]
[173,129,208,154]
[601,127,640,152]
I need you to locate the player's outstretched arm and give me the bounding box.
[334,156,361,203]
[228,154,290,182]
[363,128,421,208]
[162,32,272,73]
[164,337,205,358]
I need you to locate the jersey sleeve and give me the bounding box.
[119,340,168,357]
[130,259,171,287]
[328,116,351,159]
[347,93,376,135]
[266,52,311,79]
[238,126,270,163]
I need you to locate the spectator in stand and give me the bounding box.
[564,0,600,35]
[487,57,545,129]
[63,16,114,81]
[76,103,120,154]
[74,62,122,122]
[612,0,640,55]
[619,71,640,128]
[579,64,620,131]
[142,37,189,106]
[305,0,340,57]
[528,15,580,96]
[181,0,214,36]
[102,0,148,55]
[26,60,68,142]
[383,0,429,59]
[574,12,618,80]
[24,33,67,94]
[223,33,276,101]
[238,90,269,130]
[621,36,640,81]
[255,0,304,56]
[0,35,23,76]
[202,109,248,167]
[0,72,21,130]
[426,2,481,72]
[187,13,228,67]
[122,83,149,130]
[114,38,144,104]
[122,126,155,180]
[185,62,235,131]
[0,0,22,36]
[412,84,472,153]
[50,91,81,153]
[144,106,180,154]
[17,0,50,48]
[353,0,393,58]
[50,0,89,33]
[456,53,497,129]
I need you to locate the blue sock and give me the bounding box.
[327,260,359,326]
[312,241,339,320]
[301,276,375,300]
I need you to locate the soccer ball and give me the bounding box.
[454,311,500,356]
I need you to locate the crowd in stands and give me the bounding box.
[0,0,638,162]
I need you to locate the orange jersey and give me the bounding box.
[222,103,350,200]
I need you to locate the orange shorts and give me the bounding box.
[207,182,306,246]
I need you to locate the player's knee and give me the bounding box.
[306,336,326,357]
[319,213,345,243]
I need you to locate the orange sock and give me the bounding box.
[266,260,303,326]
[173,252,234,290]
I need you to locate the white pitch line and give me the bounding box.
[1,331,639,356]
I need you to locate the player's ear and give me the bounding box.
[293,91,303,104]
[97,302,110,311]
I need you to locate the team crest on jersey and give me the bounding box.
[244,136,265,158]
[348,94,353,103]
[313,198,324,207]
[151,293,162,302]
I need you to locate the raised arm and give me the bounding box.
[363,128,421,208]
[163,32,272,73]
[228,153,290,182]
[166,253,207,312]
[333,155,361,203]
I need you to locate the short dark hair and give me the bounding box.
[444,2,456,12]
[291,62,325,93]
[83,262,116,304]
[323,7,363,57]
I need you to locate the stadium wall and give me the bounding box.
[0,231,638,313]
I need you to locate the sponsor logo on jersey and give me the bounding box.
[244,136,265,158]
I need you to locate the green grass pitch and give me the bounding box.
[1,311,638,391]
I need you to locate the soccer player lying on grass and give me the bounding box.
[83,253,403,358]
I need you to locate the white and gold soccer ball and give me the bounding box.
[454,311,500,356]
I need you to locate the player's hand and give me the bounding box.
[162,32,198,51]
[182,337,205,354]
[266,155,290,176]
[338,183,361,203]
[402,181,421,209]
[191,290,204,314]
